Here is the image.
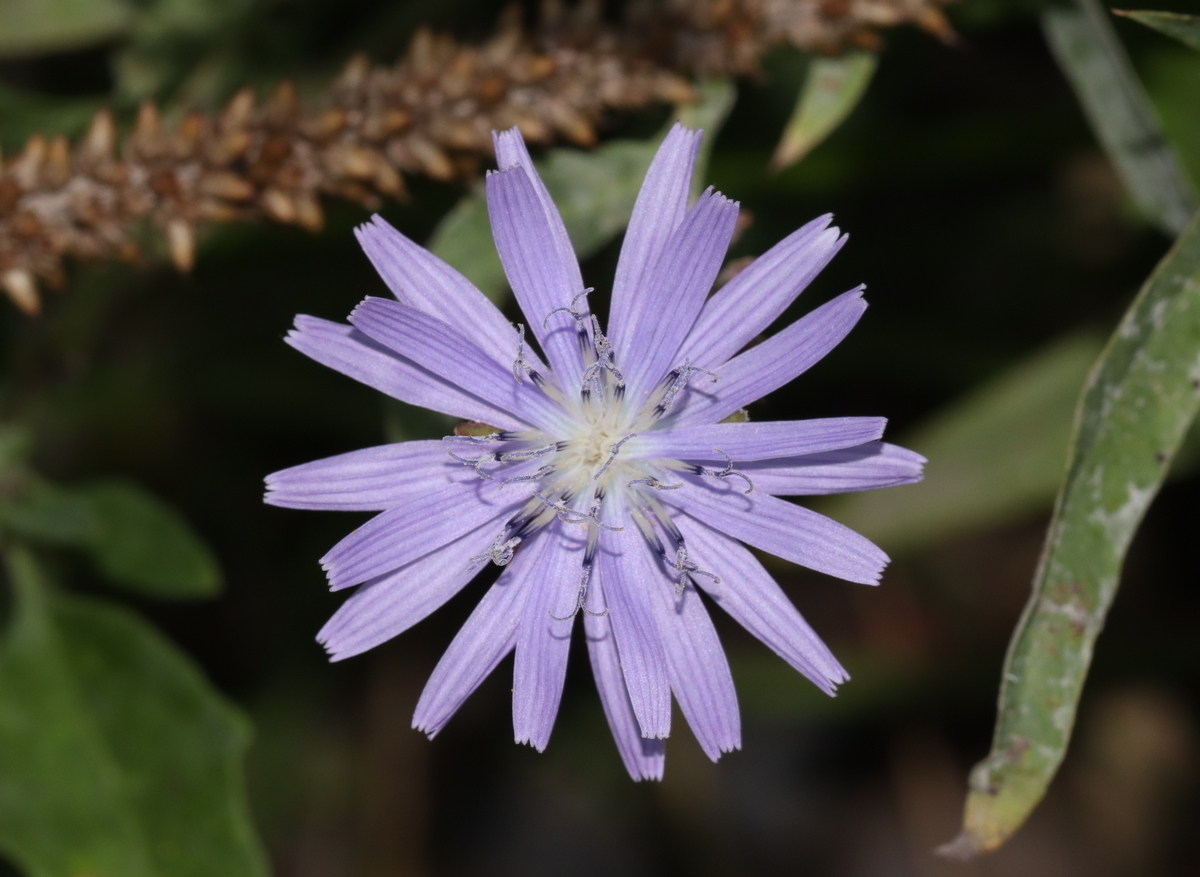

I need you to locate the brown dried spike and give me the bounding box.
[222,88,256,131]
[201,172,257,202]
[79,110,116,163]
[44,136,72,188]
[0,0,955,313]
[167,219,195,272]
[261,188,297,223]
[2,269,40,315]
[11,135,46,190]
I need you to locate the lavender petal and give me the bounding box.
[610,124,702,351]
[598,522,672,739]
[618,189,740,402]
[741,442,927,496]
[317,525,500,660]
[492,128,586,327]
[265,440,466,511]
[286,315,525,430]
[320,476,536,590]
[675,515,848,692]
[644,573,741,762]
[584,589,666,781]
[680,216,845,368]
[670,287,868,427]
[413,534,551,737]
[486,166,587,385]
[663,475,889,585]
[512,523,584,751]
[348,297,567,433]
[627,417,887,464]
[355,215,546,373]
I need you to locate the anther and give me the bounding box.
[594,433,635,480]
[502,464,555,486]
[628,476,682,491]
[654,358,719,417]
[673,544,720,595]
[499,441,564,461]
[696,448,755,494]
[512,323,532,384]
[470,535,522,567]
[581,315,624,394]
[448,450,498,481]
[543,288,594,329]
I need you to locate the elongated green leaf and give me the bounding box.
[1043,0,1197,234]
[822,332,1105,552]
[0,476,221,599]
[0,0,129,57]
[769,52,877,173]
[0,545,267,877]
[940,211,1200,858]
[1115,9,1200,52]
[428,78,736,300]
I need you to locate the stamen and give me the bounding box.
[654,358,719,418]
[581,315,624,394]
[499,441,565,462]
[448,450,498,481]
[444,432,501,444]
[502,464,555,486]
[533,490,623,531]
[542,288,594,329]
[594,433,635,479]
[695,448,755,494]
[470,535,522,567]
[512,323,532,384]
[549,522,609,621]
[628,476,682,491]
[673,543,721,595]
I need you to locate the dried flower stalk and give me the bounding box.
[0,0,952,314]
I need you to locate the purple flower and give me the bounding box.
[266,124,924,780]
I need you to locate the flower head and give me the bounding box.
[266,124,924,780]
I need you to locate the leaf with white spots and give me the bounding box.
[940,211,1200,857]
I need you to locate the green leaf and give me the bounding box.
[82,481,222,599]
[1042,0,1198,234]
[769,52,878,174]
[428,78,737,301]
[0,477,222,599]
[1115,9,1200,52]
[940,211,1200,858]
[0,545,268,877]
[822,332,1105,552]
[0,0,129,58]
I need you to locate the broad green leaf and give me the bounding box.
[83,481,222,599]
[0,545,268,877]
[822,331,1105,552]
[1115,9,1200,52]
[769,52,877,174]
[428,78,736,301]
[1043,0,1197,234]
[0,0,129,57]
[0,476,221,599]
[940,211,1200,858]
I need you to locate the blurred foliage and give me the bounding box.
[769,52,878,174]
[1117,9,1200,51]
[0,546,266,877]
[0,431,220,598]
[1043,0,1196,235]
